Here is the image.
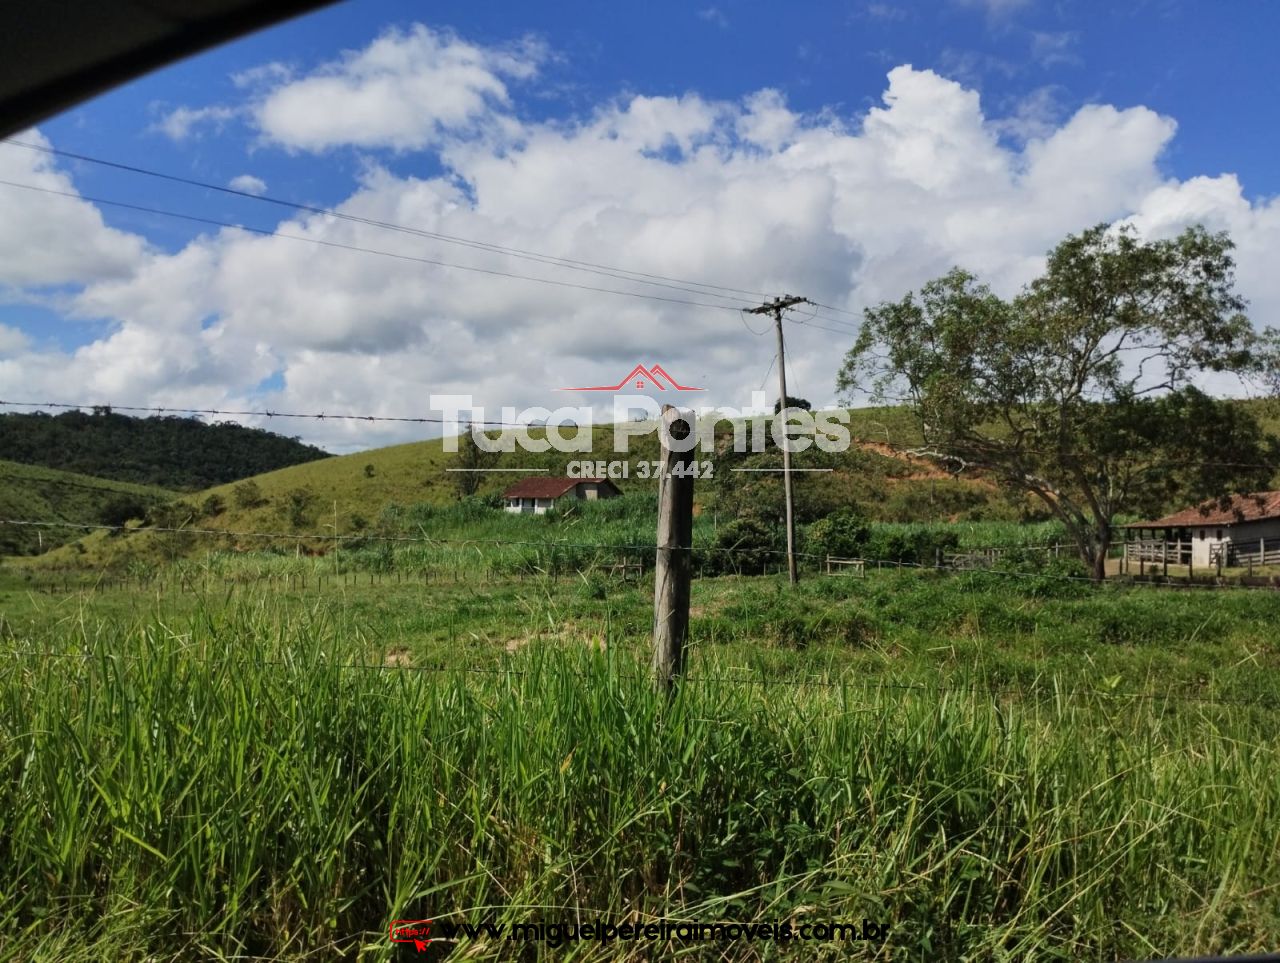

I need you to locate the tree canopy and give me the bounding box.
[837,223,1280,580]
[0,410,330,490]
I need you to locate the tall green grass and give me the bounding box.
[2,595,1279,960]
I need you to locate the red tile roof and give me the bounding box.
[1126,491,1280,528]
[502,477,619,499]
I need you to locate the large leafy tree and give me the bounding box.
[838,223,1280,580]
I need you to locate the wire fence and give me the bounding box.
[4,515,1280,593]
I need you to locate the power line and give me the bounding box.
[0,140,861,330]
[0,178,754,314]
[810,300,860,319]
[3,139,770,303]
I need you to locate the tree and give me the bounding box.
[838,223,1280,581]
[283,487,317,529]
[773,396,812,414]
[452,423,501,497]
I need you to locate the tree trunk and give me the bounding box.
[1091,547,1107,583]
[1089,522,1111,583]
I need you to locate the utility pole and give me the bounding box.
[653,405,695,692]
[746,294,810,585]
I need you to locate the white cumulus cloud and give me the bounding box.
[3,58,1278,453]
[228,174,268,195]
[249,24,547,152]
[0,130,147,288]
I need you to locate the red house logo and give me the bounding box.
[560,363,703,392]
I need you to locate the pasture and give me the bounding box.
[3,557,1280,960]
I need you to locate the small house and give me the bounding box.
[502,477,622,515]
[1125,491,1280,569]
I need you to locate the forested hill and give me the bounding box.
[0,410,331,490]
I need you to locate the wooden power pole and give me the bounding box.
[653,405,695,691]
[746,294,810,585]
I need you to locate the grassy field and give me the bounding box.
[0,459,174,556]
[2,563,1280,960]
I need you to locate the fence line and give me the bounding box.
[6,515,1280,591]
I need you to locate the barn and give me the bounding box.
[502,477,622,515]
[1124,491,1280,570]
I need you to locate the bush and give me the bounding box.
[98,495,149,528]
[201,494,226,518]
[805,508,871,559]
[863,526,960,566]
[282,488,317,529]
[709,517,783,576]
[233,481,266,510]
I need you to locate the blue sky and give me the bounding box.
[2,0,1278,450]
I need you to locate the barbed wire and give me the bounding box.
[4,399,1276,473]
[0,399,534,429]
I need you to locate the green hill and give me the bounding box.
[0,460,175,556]
[29,398,1280,572]
[0,409,331,490]
[25,406,1006,569]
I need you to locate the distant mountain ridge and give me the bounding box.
[0,409,330,490]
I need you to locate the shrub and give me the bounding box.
[282,488,317,529]
[710,517,783,576]
[805,508,871,560]
[201,494,226,518]
[233,480,266,509]
[863,526,960,566]
[98,495,149,528]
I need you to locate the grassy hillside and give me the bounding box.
[25,406,1012,569]
[0,409,330,489]
[26,399,1280,572]
[0,460,174,556]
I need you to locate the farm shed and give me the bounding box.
[502,477,622,515]
[1124,491,1280,569]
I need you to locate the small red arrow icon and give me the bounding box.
[414,939,428,952]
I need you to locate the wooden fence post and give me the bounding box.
[653,405,695,692]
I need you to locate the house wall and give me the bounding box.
[1181,518,1280,567]
[572,481,618,501]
